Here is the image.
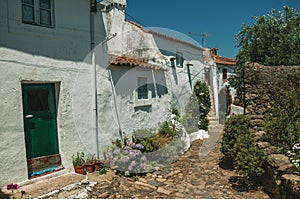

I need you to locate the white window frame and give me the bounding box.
[21,0,54,28]
[137,77,148,100]
[134,77,152,107]
[176,52,184,68]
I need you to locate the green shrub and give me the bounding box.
[132,129,154,153]
[159,121,176,137]
[180,95,200,133]
[180,80,211,132]
[132,122,176,153]
[221,115,249,159]
[234,133,267,179]
[263,90,300,151]
[221,115,266,180]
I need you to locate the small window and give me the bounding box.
[222,68,228,80]
[176,52,183,68]
[22,0,54,27]
[137,77,148,99]
[27,89,49,112]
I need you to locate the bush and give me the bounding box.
[180,80,211,132]
[221,115,249,159]
[221,115,266,180]
[132,122,176,153]
[180,95,200,133]
[234,133,267,179]
[263,90,300,151]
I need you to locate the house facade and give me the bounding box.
[211,48,237,123]
[0,0,107,186]
[149,29,216,115]
[99,0,217,140]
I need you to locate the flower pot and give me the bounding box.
[74,165,86,175]
[84,163,95,173]
[94,162,103,171]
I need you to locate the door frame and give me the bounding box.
[21,81,61,177]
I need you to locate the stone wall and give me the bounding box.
[244,62,300,132]
[244,62,300,198]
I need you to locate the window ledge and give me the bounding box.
[133,91,152,107]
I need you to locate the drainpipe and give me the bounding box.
[90,0,97,50]
[91,51,99,158]
[90,0,98,157]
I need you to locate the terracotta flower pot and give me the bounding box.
[84,163,95,173]
[94,162,103,171]
[74,165,86,175]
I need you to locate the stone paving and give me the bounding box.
[88,124,270,199]
[3,121,270,199]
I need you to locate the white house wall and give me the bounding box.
[0,0,108,187]
[0,0,106,61]
[0,47,102,186]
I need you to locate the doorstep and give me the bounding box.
[2,169,87,199]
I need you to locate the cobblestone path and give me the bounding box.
[89,124,270,199]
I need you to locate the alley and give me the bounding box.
[88,124,270,199]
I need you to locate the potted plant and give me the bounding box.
[72,152,86,175]
[94,157,103,171]
[84,154,95,173]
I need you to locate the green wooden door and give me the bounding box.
[22,84,59,159]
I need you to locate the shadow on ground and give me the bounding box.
[229,176,262,192]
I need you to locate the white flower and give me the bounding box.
[294,163,299,167]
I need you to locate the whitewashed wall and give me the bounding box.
[0,0,106,61]
[0,0,108,187]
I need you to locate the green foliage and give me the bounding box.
[180,95,201,133]
[99,165,109,175]
[159,121,176,137]
[229,6,300,99]
[234,133,267,178]
[85,154,95,164]
[221,115,249,159]
[132,122,175,153]
[263,90,300,151]
[180,80,211,132]
[221,115,266,179]
[72,152,85,166]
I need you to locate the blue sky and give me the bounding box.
[125,0,300,58]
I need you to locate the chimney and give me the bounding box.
[211,48,218,56]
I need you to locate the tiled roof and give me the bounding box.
[109,54,166,71]
[213,55,237,65]
[211,48,237,65]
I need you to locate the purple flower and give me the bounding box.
[7,184,19,190]
[135,143,144,150]
[113,148,120,155]
[141,155,147,162]
[128,165,133,171]
[130,161,137,167]
[140,163,145,170]
[121,156,130,163]
[129,151,136,158]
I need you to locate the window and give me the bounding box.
[176,52,183,68]
[137,77,148,99]
[222,68,228,80]
[22,0,54,27]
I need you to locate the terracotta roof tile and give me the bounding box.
[213,55,237,65]
[109,54,166,71]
